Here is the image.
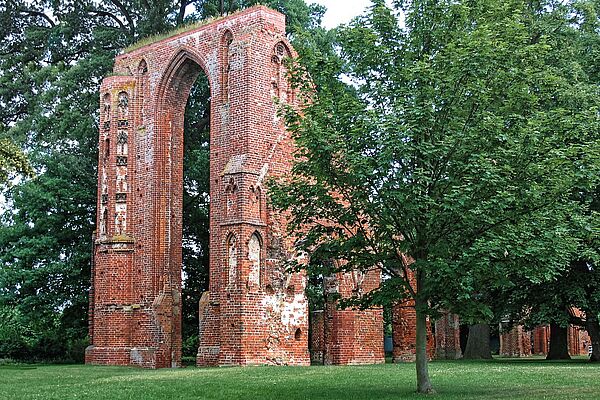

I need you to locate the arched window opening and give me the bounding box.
[249,185,263,220]
[117,131,128,156]
[115,205,126,235]
[271,54,281,98]
[118,91,129,118]
[103,93,111,119]
[102,93,111,131]
[225,177,238,218]
[100,208,108,236]
[351,270,365,294]
[138,59,148,75]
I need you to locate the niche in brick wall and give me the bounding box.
[114,91,129,236]
[225,178,238,219]
[227,233,237,288]
[249,185,263,221]
[221,30,233,102]
[247,232,262,290]
[137,59,149,126]
[99,92,111,239]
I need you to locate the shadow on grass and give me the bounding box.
[0,365,38,370]
[491,357,595,367]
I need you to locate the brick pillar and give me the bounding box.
[309,310,325,364]
[322,270,384,365]
[86,76,155,367]
[391,303,435,362]
[499,324,532,357]
[532,325,549,355]
[434,313,462,359]
[196,292,220,366]
[390,266,435,363]
[568,325,587,356]
[392,303,416,362]
[578,328,591,356]
[88,231,96,345]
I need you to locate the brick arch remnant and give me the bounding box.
[86,6,384,369]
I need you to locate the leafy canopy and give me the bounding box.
[276,0,600,318]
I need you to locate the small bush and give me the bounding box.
[182,335,199,358]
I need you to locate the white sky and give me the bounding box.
[313,0,373,29]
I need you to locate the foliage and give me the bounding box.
[0,138,33,186]
[273,0,600,392]
[0,306,31,359]
[497,2,600,349]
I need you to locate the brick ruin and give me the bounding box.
[86,6,387,369]
[500,320,591,357]
[86,6,484,369]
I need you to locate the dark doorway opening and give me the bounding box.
[181,72,211,363]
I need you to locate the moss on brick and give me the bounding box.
[122,6,268,54]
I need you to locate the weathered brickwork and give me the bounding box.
[87,6,386,369]
[529,324,590,356]
[433,313,462,360]
[322,270,385,365]
[568,325,591,356]
[309,310,325,364]
[532,325,549,355]
[87,7,311,368]
[391,303,435,362]
[390,270,435,362]
[499,324,532,357]
[496,309,593,357]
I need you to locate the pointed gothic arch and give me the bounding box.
[86,7,312,369]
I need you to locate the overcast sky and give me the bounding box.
[313,0,373,29]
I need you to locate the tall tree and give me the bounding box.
[273,0,599,393]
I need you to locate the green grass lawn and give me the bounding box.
[1,358,599,399]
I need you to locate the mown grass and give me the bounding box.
[1,358,598,399]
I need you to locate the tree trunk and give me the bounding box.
[586,313,600,362]
[546,322,571,360]
[415,271,435,394]
[463,324,493,359]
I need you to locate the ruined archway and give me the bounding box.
[86,6,390,369]
[86,7,310,368]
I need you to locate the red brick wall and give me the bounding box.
[87,6,311,368]
[309,311,325,364]
[569,325,591,356]
[509,322,591,357]
[532,325,549,355]
[321,270,385,365]
[532,323,591,356]
[390,268,436,362]
[391,304,435,362]
[499,324,532,357]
